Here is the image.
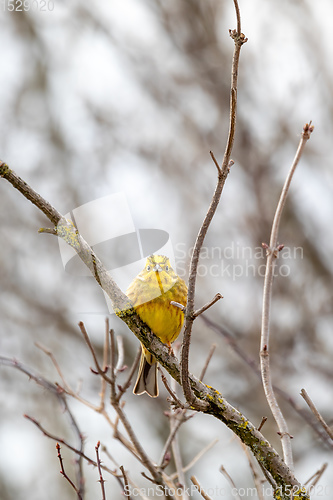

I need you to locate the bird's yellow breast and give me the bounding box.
[126,256,187,345]
[134,283,186,344]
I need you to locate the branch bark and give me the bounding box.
[180,0,248,411]
[260,122,314,472]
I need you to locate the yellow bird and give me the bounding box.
[126,255,188,397]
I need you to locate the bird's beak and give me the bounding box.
[153,264,162,272]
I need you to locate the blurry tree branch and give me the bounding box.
[0,355,85,496]
[201,314,333,449]
[300,389,333,441]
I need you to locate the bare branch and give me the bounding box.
[38,227,57,235]
[199,344,216,382]
[260,122,314,472]
[201,314,333,448]
[170,439,219,480]
[304,462,328,488]
[78,321,112,384]
[0,137,313,496]
[193,293,223,318]
[115,335,125,373]
[111,399,173,496]
[220,466,241,500]
[56,443,83,500]
[110,328,117,402]
[168,371,189,494]
[120,465,130,499]
[99,318,111,410]
[35,342,73,392]
[0,345,307,493]
[0,355,85,494]
[209,150,221,174]
[0,162,130,313]
[170,301,186,312]
[300,389,333,441]
[190,476,213,500]
[159,368,186,409]
[0,162,62,224]
[233,0,241,35]
[96,441,107,500]
[257,417,268,432]
[181,0,247,411]
[158,409,187,469]
[116,348,141,402]
[25,415,117,476]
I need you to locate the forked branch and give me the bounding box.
[260,122,314,472]
[180,0,247,411]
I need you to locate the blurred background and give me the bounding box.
[1,0,333,498]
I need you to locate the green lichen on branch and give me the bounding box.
[56,218,81,253]
[0,161,311,497]
[274,486,310,500]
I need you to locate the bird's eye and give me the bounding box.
[165,265,169,271]
[147,265,151,271]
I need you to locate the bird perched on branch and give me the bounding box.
[126,255,187,397]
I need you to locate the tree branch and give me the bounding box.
[260,122,314,472]
[300,389,333,441]
[0,162,309,496]
[180,0,247,411]
[56,442,83,500]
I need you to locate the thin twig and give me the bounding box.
[110,328,117,402]
[232,0,241,35]
[110,397,173,497]
[56,443,83,500]
[220,466,241,500]
[170,439,219,480]
[170,301,186,311]
[35,342,73,392]
[193,293,223,318]
[78,321,112,384]
[304,462,328,488]
[99,318,111,410]
[38,227,57,235]
[181,0,247,410]
[159,368,186,409]
[158,410,186,468]
[25,415,117,476]
[116,348,141,402]
[209,150,221,174]
[169,374,188,495]
[96,441,107,500]
[190,476,213,500]
[199,344,216,382]
[300,389,333,440]
[120,466,130,499]
[0,162,62,224]
[200,314,333,448]
[37,333,142,463]
[257,417,268,433]
[115,335,125,373]
[260,122,314,472]
[0,355,85,495]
